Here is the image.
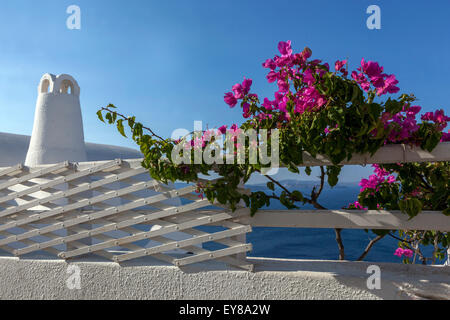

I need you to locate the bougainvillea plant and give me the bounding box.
[98,40,450,264]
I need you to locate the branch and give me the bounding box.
[335,228,345,260]
[101,106,167,142]
[357,234,386,261]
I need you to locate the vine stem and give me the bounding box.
[335,228,345,260]
[101,106,167,142]
[357,234,386,261]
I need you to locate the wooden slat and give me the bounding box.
[113,225,251,263]
[0,162,70,191]
[0,179,162,233]
[178,243,254,271]
[0,163,24,178]
[12,201,207,254]
[60,209,236,259]
[238,210,450,231]
[173,244,252,267]
[0,159,122,205]
[0,166,148,219]
[0,187,203,245]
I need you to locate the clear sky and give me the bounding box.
[0,0,449,182]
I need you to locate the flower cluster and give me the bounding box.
[421,109,450,140]
[346,201,367,210]
[224,41,450,147]
[359,164,396,192]
[394,248,414,258]
[225,40,332,123]
[351,59,399,96]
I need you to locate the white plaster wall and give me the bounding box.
[0,255,448,300]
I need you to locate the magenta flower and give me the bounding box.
[387,175,396,184]
[361,59,384,78]
[377,74,400,95]
[441,130,450,142]
[262,98,273,111]
[302,69,315,86]
[302,47,312,60]
[347,201,368,210]
[406,105,421,116]
[242,78,253,94]
[394,248,404,257]
[421,109,450,130]
[218,125,227,135]
[262,59,276,70]
[232,83,244,99]
[266,71,278,83]
[403,249,413,258]
[224,92,237,108]
[395,248,413,258]
[335,59,348,76]
[278,40,293,57]
[242,102,250,118]
[277,79,289,92]
[335,60,346,71]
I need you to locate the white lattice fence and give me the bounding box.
[0,159,253,271]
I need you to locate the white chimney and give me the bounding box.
[25,73,87,166]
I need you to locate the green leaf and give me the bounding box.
[267,182,275,191]
[117,119,127,137]
[288,163,300,174]
[305,167,312,176]
[97,110,105,123]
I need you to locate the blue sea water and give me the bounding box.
[195,183,442,264]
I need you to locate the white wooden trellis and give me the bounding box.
[0,142,449,270]
[0,159,253,271]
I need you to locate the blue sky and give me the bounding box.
[0,0,449,182]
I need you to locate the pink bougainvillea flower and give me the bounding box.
[242,78,253,94]
[262,98,273,111]
[421,109,450,131]
[301,47,312,60]
[406,105,421,116]
[441,130,450,142]
[351,71,371,92]
[277,79,290,92]
[377,74,400,95]
[242,102,250,118]
[232,83,244,99]
[394,248,404,257]
[218,125,227,135]
[335,60,348,77]
[347,201,368,210]
[402,249,414,258]
[262,58,277,70]
[266,71,278,83]
[302,68,315,86]
[361,59,384,78]
[278,40,293,57]
[335,60,346,71]
[387,175,396,184]
[224,92,237,108]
